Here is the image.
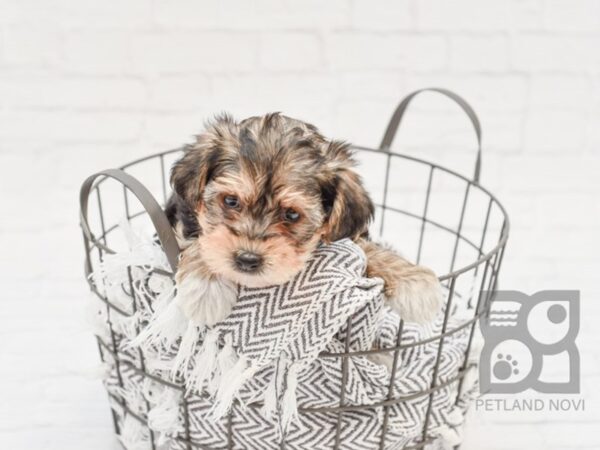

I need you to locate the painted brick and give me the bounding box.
[415,0,510,31]
[511,35,600,72]
[147,75,212,111]
[544,0,600,32]
[0,77,147,109]
[523,109,587,153]
[63,30,134,75]
[327,33,448,71]
[351,0,413,31]
[259,33,321,71]
[154,0,352,30]
[131,32,258,74]
[1,27,60,67]
[529,74,591,109]
[450,35,510,72]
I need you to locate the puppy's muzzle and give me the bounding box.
[234,251,263,273]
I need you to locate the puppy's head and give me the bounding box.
[171,113,373,287]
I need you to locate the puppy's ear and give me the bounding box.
[171,114,237,207]
[320,141,374,242]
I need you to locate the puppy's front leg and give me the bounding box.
[357,238,443,323]
[176,245,237,327]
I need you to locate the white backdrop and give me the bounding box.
[1,1,599,449]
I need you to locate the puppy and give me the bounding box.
[165,113,442,327]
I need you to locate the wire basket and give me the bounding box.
[80,88,509,449]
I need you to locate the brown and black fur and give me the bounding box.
[167,113,442,323]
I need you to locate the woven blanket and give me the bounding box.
[89,224,479,450]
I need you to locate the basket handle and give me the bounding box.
[80,168,181,273]
[379,88,482,183]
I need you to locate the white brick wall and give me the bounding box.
[1,1,599,449]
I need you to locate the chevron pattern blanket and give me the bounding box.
[90,229,479,450]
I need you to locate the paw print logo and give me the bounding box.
[493,354,519,380]
[479,290,580,394]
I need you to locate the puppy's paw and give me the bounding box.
[177,274,238,327]
[359,239,443,324]
[385,268,444,324]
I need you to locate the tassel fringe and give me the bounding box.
[118,415,152,450]
[209,355,256,419]
[143,378,183,440]
[189,328,220,394]
[280,361,300,432]
[261,359,282,420]
[129,299,188,351]
[260,354,300,432]
[209,334,238,395]
[170,321,202,381]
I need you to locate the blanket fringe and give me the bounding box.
[436,422,462,447]
[129,299,187,351]
[280,361,300,432]
[260,355,300,433]
[189,328,220,394]
[210,334,238,396]
[261,360,281,420]
[209,355,256,420]
[118,415,151,450]
[90,219,170,298]
[171,321,202,382]
[143,379,183,439]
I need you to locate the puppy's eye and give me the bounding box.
[283,208,300,223]
[223,195,240,209]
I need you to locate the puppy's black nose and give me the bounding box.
[235,252,263,272]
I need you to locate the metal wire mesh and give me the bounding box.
[80,90,509,450]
